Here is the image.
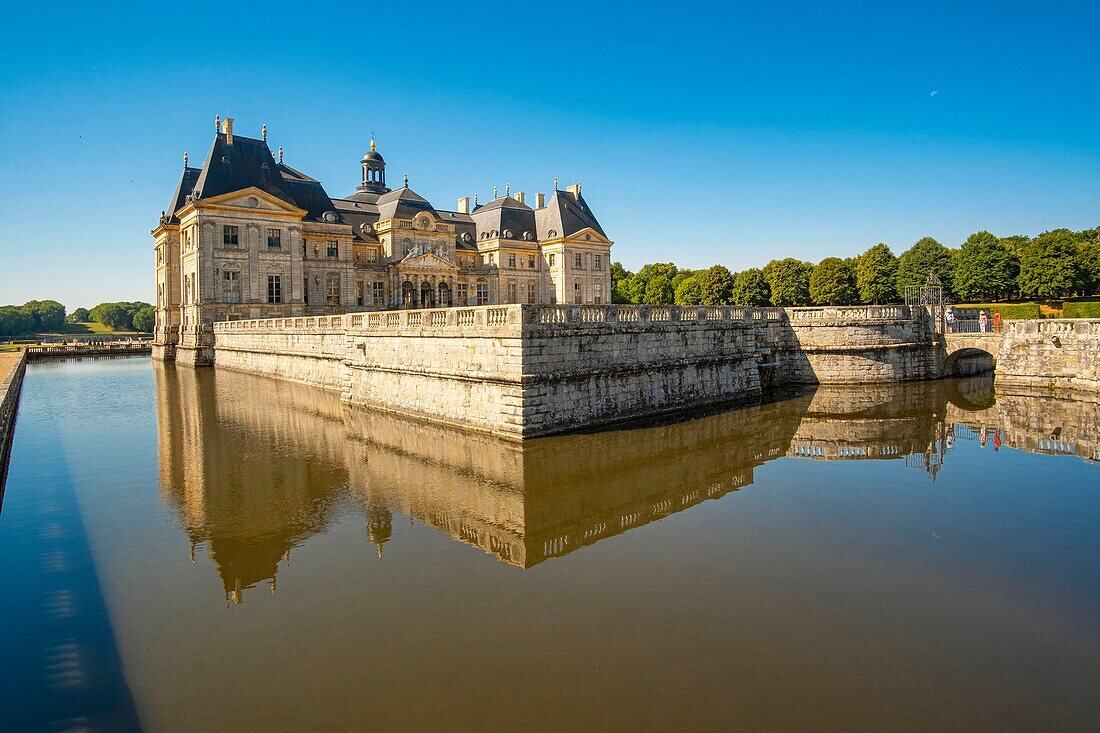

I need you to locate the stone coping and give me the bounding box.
[212,303,926,335]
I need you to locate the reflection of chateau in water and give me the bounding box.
[154,366,1099,598]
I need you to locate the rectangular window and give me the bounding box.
[508,253,516,268]
[574,253,583,270]
[594,254,602,270]
[223,225,239,248]
[267,275,282,303]
[574,282,582,304]
[527,282,536,304]
[458,283,468,304]
[373,281,385,306]
[326,275,340,306]
[507,282,517,303]
[594,282,603,304]
[476,283,489,305]
[357,281,365,307]
[549,253,555,267]
[267,229,281,250]
[327,240,339,258]
[367,248,378,263]
[527,255,536,269]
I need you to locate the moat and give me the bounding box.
[1,357,1098,730]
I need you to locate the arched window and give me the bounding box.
[420,281,434,308]
[438,282,451,307]
[401,280,414,308]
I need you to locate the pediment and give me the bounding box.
[564,226,611,245]
[202,187,305,215]
[397,251,459,271]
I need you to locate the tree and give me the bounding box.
[698,265,735,305]
[1079,240,1100,294]
[67,308,91,323]
[1016,229,1087,299]
[132,306,156,333]
[730,268,771,306]
[90,302,133,330]
[763,258,813,306]
[999,235,1031,258]
[627,262,678,304]
[855,244,899,304]
[610,262,633,303]
[897,237,955,299]
[21,299,66,331]
[809,257,859,305]
[0,306,35,339]
[953,231,1019,302]
[643,274,675,305]
[673,275,703,305]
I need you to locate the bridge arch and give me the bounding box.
[943,347,995,377]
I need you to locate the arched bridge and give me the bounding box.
[942,330,1004,376]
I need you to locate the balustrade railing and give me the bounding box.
[211,301,939,335]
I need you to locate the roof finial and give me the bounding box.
[474,193,478,205]
[261,123,267,141]
[505,183,510,197]
[183,151,188,167]
[493,185,498,198]
[370,130,376,152]
[278,146,283,163]
[553,177,559,190]
[403,173,409,187]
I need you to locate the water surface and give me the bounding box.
[1,358,1098,730]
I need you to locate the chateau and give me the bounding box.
[152,117,613,364]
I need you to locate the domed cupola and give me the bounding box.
[357,136,388,194]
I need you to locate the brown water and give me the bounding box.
[1,358,1098,731]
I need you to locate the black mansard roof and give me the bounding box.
[535,189,606,240]
[188,133,337,222]
[471,196,538,241]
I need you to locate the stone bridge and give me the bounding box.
[942,330,1004,375]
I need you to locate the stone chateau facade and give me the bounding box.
[152,117,614,364]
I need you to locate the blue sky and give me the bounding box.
[1,1,1097,308]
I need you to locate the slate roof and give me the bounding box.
[374,186,437,220]
[470,196,538,242]
[189,132,337,222]
[535,189,607,240]
[165,167,201,223]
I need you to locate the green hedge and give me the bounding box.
[1062,301,1100,318]
[956,302,1041,319]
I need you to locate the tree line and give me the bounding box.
[611,227,1100,307]
[0,300,154,339]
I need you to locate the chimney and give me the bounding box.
[565,182,581,199]
[535,192,545,208]
[224,117,234,145]
[457,196,470,214]
[514,191,525,205]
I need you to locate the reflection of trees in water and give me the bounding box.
[154,364,1096,591]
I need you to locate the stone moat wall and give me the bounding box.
[210,304,942,438]
[996,319,1100,393]
[0,352,28,494]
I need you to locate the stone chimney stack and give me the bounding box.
[535,192,545,208]
[224,117,234,145]
[514,191,525,205]
[457,196,470,214]
[565,182,581,199]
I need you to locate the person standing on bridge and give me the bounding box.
[945,307,956,333]
[979,310,989,333]
[993,311,1002,331]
